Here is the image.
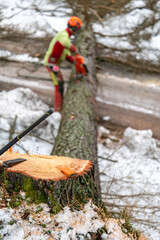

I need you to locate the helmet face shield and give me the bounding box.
[68,16,82,32]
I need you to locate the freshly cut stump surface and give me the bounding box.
[0,149,92,181]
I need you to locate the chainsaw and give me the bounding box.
[75,54,94,85]
[75,54,88,75]
[0,109,53,168]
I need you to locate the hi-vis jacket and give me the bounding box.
[44,28,75,66]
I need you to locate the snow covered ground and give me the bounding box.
[0,0,160,64]
[0,0,160,239]
[98,125,160,239]
[0,196,142,240]
[93,0,160,65]
[0,87,159,239]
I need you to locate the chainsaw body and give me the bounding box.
[75,54,88,75]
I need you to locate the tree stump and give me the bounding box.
[0,148,94,212]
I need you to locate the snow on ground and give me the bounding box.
[0,0,160,64]
[0,0,71,37]
[0,199,105,240]
[0,1,160,239]
[0,196,143,240]
[98,126,160,240]
[0,50,39,63]
[93,0,160,65]
[0,88,61,155]
[0,75,52,91]
[96,95,158,117]
[0,87,159,239]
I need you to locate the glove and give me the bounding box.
[75,54,88,75]
[70,44,78,53]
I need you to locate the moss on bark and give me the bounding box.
[0,12,101,212]
[51,16,101,207]
[0,167,101,213]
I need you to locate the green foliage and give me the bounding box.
[67,227,72,233]
[120,209,139,236]
[97,226,106,234]
[8,220,15,225]
[11,200,21,207]
[36,205,43,213]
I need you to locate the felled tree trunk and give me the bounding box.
[0,16,101,212]
[51,16,101,207]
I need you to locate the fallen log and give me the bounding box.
[51,14,101,207]
[0,14,102,212]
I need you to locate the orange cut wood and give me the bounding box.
[56,165,77,178]
[0,150,92,181]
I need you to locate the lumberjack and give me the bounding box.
[44,16,89,112]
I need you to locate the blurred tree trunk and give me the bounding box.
[52,14,101,207]
[0,12,102,214]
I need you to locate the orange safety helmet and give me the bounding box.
[68,16,82,32]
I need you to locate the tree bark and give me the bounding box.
[51,15,101,206]
[0,15,102,212]
[0,150,94,213]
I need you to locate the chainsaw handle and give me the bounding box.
[83,64,89,74]
[0,109,54,156]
